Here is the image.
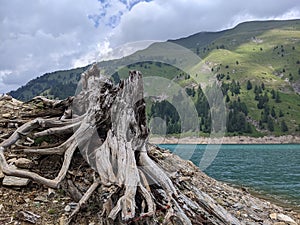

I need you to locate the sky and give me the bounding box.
[1,0,300,93]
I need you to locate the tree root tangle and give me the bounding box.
[0,64,241,225]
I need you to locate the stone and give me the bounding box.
[248,214,263,222]
[2,165,30,186]
[2,175,30,186]
[34,196,48,203]
[277,213,297,225]
[0,167,4,179]
[59,215,67,225]
[7,122,16,128]
[270,212,278,220]
[273,222,286,225]
[7,157,17,164]
[15,158,34,169]
[233,203,244,210]
[2,113,11,118]
[64,205,71,212]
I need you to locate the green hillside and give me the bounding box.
[10,66,88,101]
[9,19,300,136]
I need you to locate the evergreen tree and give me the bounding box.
[281,120,288,132]
[271,89,276,99]
[254,85,258,94]
[267,117,274,132]
[271,107,276,118]
[246,80,252,90]
[275,91,281,103]
[225,94,230,103]
[279,109,284,117]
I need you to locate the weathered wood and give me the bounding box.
[0,64,242,224]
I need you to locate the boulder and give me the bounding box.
[277,213,297,225]
[15,158,34,169]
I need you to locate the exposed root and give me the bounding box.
[0,65,242,224]
[67,179,101,224]
[34,121,81,137]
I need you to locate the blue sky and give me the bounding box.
[0,0,300,93]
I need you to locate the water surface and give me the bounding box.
[159,144,300,209]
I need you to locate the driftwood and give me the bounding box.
[0,64,241,224]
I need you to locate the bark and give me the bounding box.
[0,64,241,224]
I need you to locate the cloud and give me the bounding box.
[0,0,299,94]
[111,0,300,45]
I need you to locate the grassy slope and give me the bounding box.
[179,20,300,135]
[8,19,300,134]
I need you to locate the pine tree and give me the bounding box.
[275,91,281,103]
[246,80,252,90]
[271,107,276,118]
[279,109,284,117]
[281,120,288,132]
[267,117,274,132]
[226,94,230,103]
[271,89,276,99]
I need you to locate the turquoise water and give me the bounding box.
[159,144,300,209]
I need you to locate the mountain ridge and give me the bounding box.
[9,19,300,136]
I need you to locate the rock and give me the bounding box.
[0,167,4,179]
[2,175,30,186]
[7,122,17,128]
[0,204,3,211]
[2,113,11,118]
[233,203,244,210]
[34,196,48,203]
[59,215,67,225]
[277,213,297,225]
[7,157,17,164]
[248,214,263,222]
[270,212,278,220]
[64,205,71,212]
[273,222,286,225]
[242,213,248,218]
[0,95,12,101]
[15,158,34,169]
[2,165,30,186]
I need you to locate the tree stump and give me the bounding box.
[0,64,241,224]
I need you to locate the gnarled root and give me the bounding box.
[0,66,242,224]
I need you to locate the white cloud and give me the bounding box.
[112,0,300,45]
[0,0,300,94]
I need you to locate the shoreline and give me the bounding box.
[149,135,300,144]
[223,182,300,213]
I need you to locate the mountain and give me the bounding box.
[9,19,300,136]
[9,66,88,101]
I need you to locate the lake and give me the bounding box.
[159,144,300,209]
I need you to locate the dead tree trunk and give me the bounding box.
[0,64,241,224]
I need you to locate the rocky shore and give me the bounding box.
[150,135,300,145]
[0,97,299,224]
[153,147,300,224]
